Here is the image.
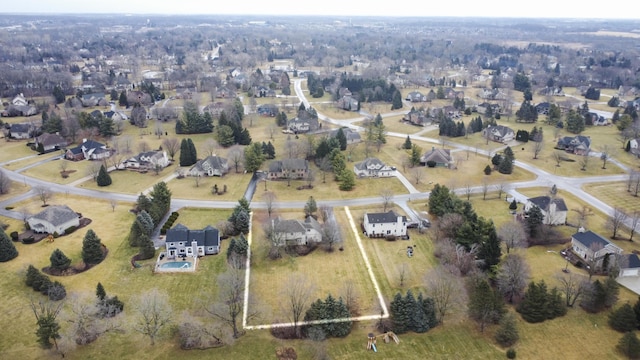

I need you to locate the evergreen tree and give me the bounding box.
[468,276,505,332]
[136,210,155,236]
[338,170,355,191]
[82,229,104,265]
[119,91,128,107]
[390,292,409,334]
[478,219,501,272]
[244,142,265,173]
[304,196,317,217]
[48,281,66,301]
[565,109,585,134]
[335,128,347,151]
[547,287,567,319]
[149,182,172,225]
[509,199,518,211]
[0,228,18,262]
[304,294,352,338]
[517,281,549,323]
[128,218,145,247]
[52,85,65,104]
[49,249,71,271]
[391,90,403,110]
[410,144,422,167]
[495,313,519,347]
[633,296,640,328]
[26,265,45,290]
[525,205,544,238]
[187,138,198,165]
[484,165,492,175]
[238,128,252,145]
[492,153,503,166]
[515,100,538,122]
[179,139,191,166]
[228,199,251,235]
[96,164,112,187]
[498,156,514,174]
[138,233,155,260]
[136,193,152,213]
[34,303,62,349]
[403,135,412,149]
[96,282,106,301]
[609,303,639,332]
[618,331,640,359]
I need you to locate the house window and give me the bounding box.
[387,230,391,234]
[179,242,184,246]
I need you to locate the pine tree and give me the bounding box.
[478,219,501,272]
[26,265,44,290]
[338,170,355,191]
[633,296,640,328]
[82,229,104,265]
[495,313,519,347]
[517,281,553,323]
[96,282,106,301]
[609,303,639,332]
[149,181,171,225]
[390,292,409,334]
[187,138,198,164]
[391,90,403,110]
[0,227,18,262]
[304,196,317,218]
[179,139,193,166]
[618,331,640,359]
[138,233,155,260]
[96,164,112,187]
[49,249,71,271]
[468,276,505,332]
[403,135,412,150]
[48,281,66,301]
[412,292,431,333]
[547,287,567,319]
[410,144,422,167]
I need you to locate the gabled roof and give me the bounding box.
[192,155,228,172]
[366,211,406,224]
[274,216,321,234]
[268,159,309,173]
[527,196,568,212]
[354,157,386,171]
[29,205,78,226]
[422,148,452,164]
[10,123,32,133]
[572,230,617,250]
[36,133,67,147]
[166,223,219,247]
[623,254,640,269]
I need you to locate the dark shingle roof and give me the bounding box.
[572,230,612,249]
[624,254,640,269]
[354,158,385,171]
[528,196,568,212]
[166,223,219,247]
[366,211,406,224]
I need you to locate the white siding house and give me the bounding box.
[165,224,220,258]
[363,211,408,239]
[354,158,395,178]
[571,230,623,270]
[524,196,568,226]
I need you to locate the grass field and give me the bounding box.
[77,166,176,194]
[583,182,640,216]
[167,172,253,201]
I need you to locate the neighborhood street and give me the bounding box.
[0,79,636,237]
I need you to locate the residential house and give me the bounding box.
[443,106,462,119]
[585,112,608,126]
[571,229,623,270]
[618,86,638,98]
[421,147,453,168]
[336,95,359,111]
[188,155,229,177]
[35,133,68,152]
[476,102,501,115]
[363,211,408,239]
[535,102,551,115]
[538,86,565,97]
[103,110,125,123]
[272,216,323,246]
[165,224,220,258]
[81,92,107,107]
[204,102,226,118]
[403,108,429,126]
[9,123,35,139]
[628,138,640,157]
[625,99,640,111]
[354,158,395,178]
[267,159,310,180]
[175,88,194,100]
[216,87,236,99]
[480,88,506,100]
[122,150,169,171]
[406,91,427,102]
[27,205,80,235]
[619,253,640,277]
[556,136,591,155]
[12,93,28,106]
[257,104,279,117]
[288,117,319,134]
[482,125,515,143]
[65,139,112,161]
[444,88,464,100]
[524,196,568,225]
[329,127,361,144]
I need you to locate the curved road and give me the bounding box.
[0,79,636,233]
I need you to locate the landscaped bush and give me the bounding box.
[10,231,19,241]
[426,160,437,168]
[47,281,67,301]
[65,226,77,234]
[506,348,517,359]
[22,236,35,244]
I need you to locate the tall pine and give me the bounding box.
[82,229,104,265]
[0,228,18,262]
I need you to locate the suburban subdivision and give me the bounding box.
[1,13,640,360]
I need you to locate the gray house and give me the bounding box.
[28,205,80,235]
[267,159,309,180]
[165,224,220,258]
[571,230,622,270]
[272,216,323,246]
[189,156,229,177]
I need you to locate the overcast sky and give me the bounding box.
[1,0,633,19]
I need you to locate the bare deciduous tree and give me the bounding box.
[495,182,509,200]
[463,183,472,201]
[204,138,219,157]
[572,205,594,229]
[607,207,628,239]
[177,313,226,350]
[629,211,640,242]
[496,253,530,303]
[205,268,258,339]
[133,289,172,346]
[339,280,360,316]
[137,140,150,153]
[35,186,53,206]
[66,294,121,346]
[551,151,563,167]
[397,263,409,288]
[578,150,591,171]
[555,272,588,307]
[161,138,180,161]
[481,179,490,200]
[627,171,640,197]
[425,265,464,324]
[281,274,315,338]
[531,138,544,159]
[262,191,276,219]
[497,221,528,254]
[227,145,244,174]
[109,199,117,212]
[410,167,422,185]
[433,213,464,242]
[380,190,394,212]
[0,169,11,194]
[600,144,615,169]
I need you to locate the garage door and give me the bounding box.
[621,269,639,277]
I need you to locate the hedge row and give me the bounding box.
[160,212,180,235]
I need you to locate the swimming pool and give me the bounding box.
[160,261,192,269]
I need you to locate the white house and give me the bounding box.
[28,205,80,235]
[354,158,395,178]
[571,230,623,270]
[272,216,323,246]
[165,224,220,258]
[363,211,408,239]
[122,151,169,170]
[524,196,568,226]
[12,93,28,106]
[65,139,112,161]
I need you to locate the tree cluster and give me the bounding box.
[26,265,67,301]
[303,294,352,339]
[516,280,566,323]
[467,276,505,332]
[217,111,251,147]
[228,198,251,235]
[176,102,214,134]
[390,290,437,334]
[96,282,124,318]
[438,117,466,137]
[179,138,198,166]
[226,235,248,268]
[580,277,619,313]
[515,100,538,123]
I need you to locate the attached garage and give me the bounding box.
[619,254,640,278]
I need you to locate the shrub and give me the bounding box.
[426,160,437,168]
[22,236,35,244]
[506,348,517,359]
[48,281,67,301]
[10,231,19,241]
[65,226,77,235]
[484,165,492,175]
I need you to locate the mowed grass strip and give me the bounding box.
[247,209,378,325]
[583,181,640,216]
